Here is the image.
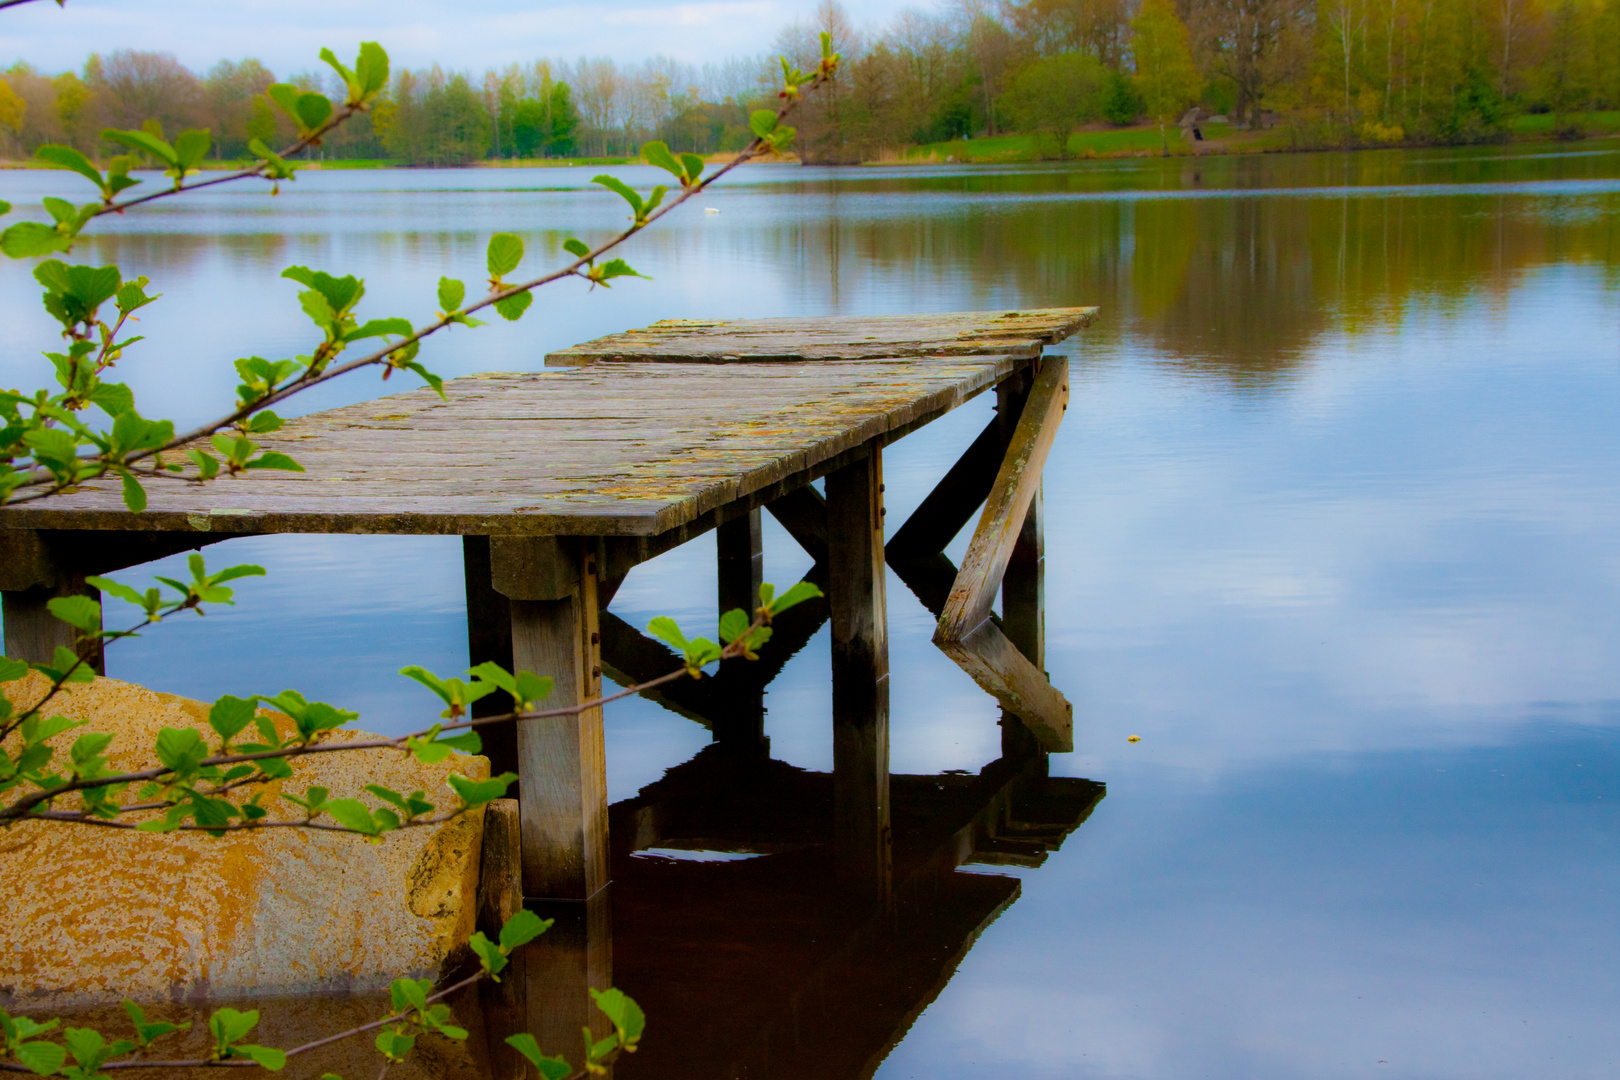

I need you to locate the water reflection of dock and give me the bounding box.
[486,745,1103,1080]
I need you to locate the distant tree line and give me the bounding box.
[784,0,1620,160]
[3,0,1618,167]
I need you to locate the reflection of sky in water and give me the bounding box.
[3,148,1618,1076]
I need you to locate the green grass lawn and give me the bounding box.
[1510,110,1620,136]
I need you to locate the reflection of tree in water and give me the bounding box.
[765,175,1619,391]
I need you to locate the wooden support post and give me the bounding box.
[1000,489,1045,760]
[1,531,102,672]
[938,358,1067,640]
[493,537,608,901]
[934,357,1074,753]
[715,509,766,752]
[520,893,613,1075]
[825,447,892,904]
[464,536,518,778]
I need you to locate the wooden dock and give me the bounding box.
[0,306,1095,907]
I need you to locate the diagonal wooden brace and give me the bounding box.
[932,357,1073,752]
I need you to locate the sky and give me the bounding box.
[0,0,921,76]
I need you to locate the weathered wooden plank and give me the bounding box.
[0,355,1026,539]
[826,448,891,904]
[936,358,1069,641]
[936,618,1073,753]
[547,308,1098,366]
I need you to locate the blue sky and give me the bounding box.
[0,0,915,76]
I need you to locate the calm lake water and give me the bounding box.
[3,143,1618,1078]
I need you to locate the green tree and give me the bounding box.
[384,66,491,165]
[547,80,580,155]
[999,51,1110,157]
[1101,67,1143,124]
[1131,0,1203,153]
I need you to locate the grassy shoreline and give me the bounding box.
[4,115,1616,173]
[894,112,1620,165]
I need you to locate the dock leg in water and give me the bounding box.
[826,446,893,905]
[1,531,103,674]
[463,536,518,777]
[714,508,767,753]
[491,537,609,901]
[1000,489,1047,763]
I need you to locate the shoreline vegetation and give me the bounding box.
[4,0,1620,172]
[3,113,1617,172]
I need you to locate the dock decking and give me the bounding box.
[1,307,1095,907]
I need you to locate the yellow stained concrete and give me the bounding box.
[0,673,488,1008]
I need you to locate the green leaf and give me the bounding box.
[765,579,823,617]
[594,258,647,283]
[173,129,211,172]
[247,411,284,434]
[209,1008,258,1049]
[646,615,688,653]
[374,1029,414,1062]
[749,109,779,138]
[281,265,363,316]
[85,576,144,608]
[119,471,147,512]
[295,92,334,134]
[679,152,705,184]
[243,452,304,472]
[43,196,78,224]
[230,1044,286,1070]
[448,771,515,810]
[562,237,590,259]
[505,1034,571,1080]
[155,727,206,774]
[389,977,431,1014]
[90,381,135,416]
[593,174,644,218]
[590,987,645,1046]
[469,931,508,978]
[0,657,30,683]
[123,1000,189,1048]
[322,798,383,835]
[47,594,100,633]
[14,1041,67,1075]
[641,140,682,178]
[486,233,524,278]
[438,277,465,312]
[718,607,751,644]
[208,696,257,745]
[63,1026,136,1072]
[493,290,532,322]
[355,42,391,99]
[401,361,445,397]
[319,47,358,95]
[499,908,553,951]
[2,221,72,257]
[344,317,412,343]
[101,128,178,166]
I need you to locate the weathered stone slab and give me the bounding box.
[0,674,490,1008]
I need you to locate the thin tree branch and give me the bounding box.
[2,75,829,505]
